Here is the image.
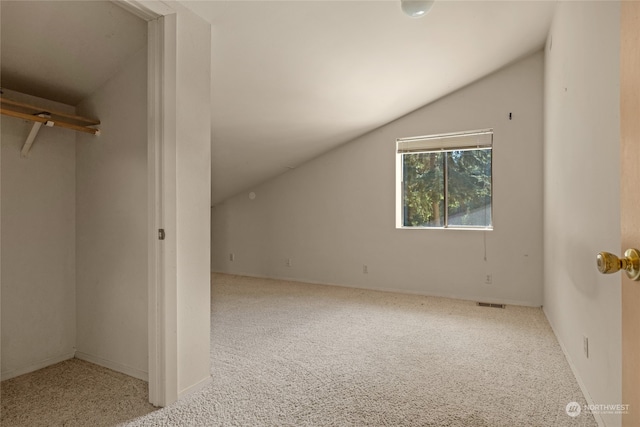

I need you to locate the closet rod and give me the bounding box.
[0,108,100,135]
[0,96,100,126]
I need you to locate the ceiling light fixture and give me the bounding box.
[401,0,435,18]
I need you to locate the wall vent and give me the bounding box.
[477,302,505,309]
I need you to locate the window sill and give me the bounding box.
[397,226,493,231]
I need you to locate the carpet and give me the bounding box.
[122,273,597,426]
[1,358,155,426]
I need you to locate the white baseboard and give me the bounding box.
[212,271,541,308]
[179,375,212,399]
[543,307,606,427]
[75,351,148,381]
[1,351,76,381]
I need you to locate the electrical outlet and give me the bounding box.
[583,335,589,358]
[363,264,368,274]
[485,274,493,284]
[229,253,235,262]
[286,258,292,267]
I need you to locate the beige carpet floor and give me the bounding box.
[2,274,598,426]
[1,358,155,426]
[124,274,597,427]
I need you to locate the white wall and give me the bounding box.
[174,5,212,397]
[75,47,149,380]
[212,51,544,306]
[1,90,76,380]
[543,2,621,426]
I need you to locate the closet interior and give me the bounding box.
[1,0,151,387]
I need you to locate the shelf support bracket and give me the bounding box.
[21,114,53,158]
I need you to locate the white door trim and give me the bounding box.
[112,0,178,407]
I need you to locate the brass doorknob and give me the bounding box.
[596,248,640,281]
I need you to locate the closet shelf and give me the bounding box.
[0,96,100,157]
[0,96,101,135]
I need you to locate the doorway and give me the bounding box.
[0,0,160,414]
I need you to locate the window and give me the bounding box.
[396,129,493,229]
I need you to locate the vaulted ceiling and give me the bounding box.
[1,1,557,205]
[183,0,556,204]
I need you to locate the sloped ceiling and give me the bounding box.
[0,1,146,105]
[182,0,556,204]
[1,1,557,206]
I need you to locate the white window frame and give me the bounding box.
[395,129,494,230]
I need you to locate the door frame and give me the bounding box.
[113,0,178,407]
